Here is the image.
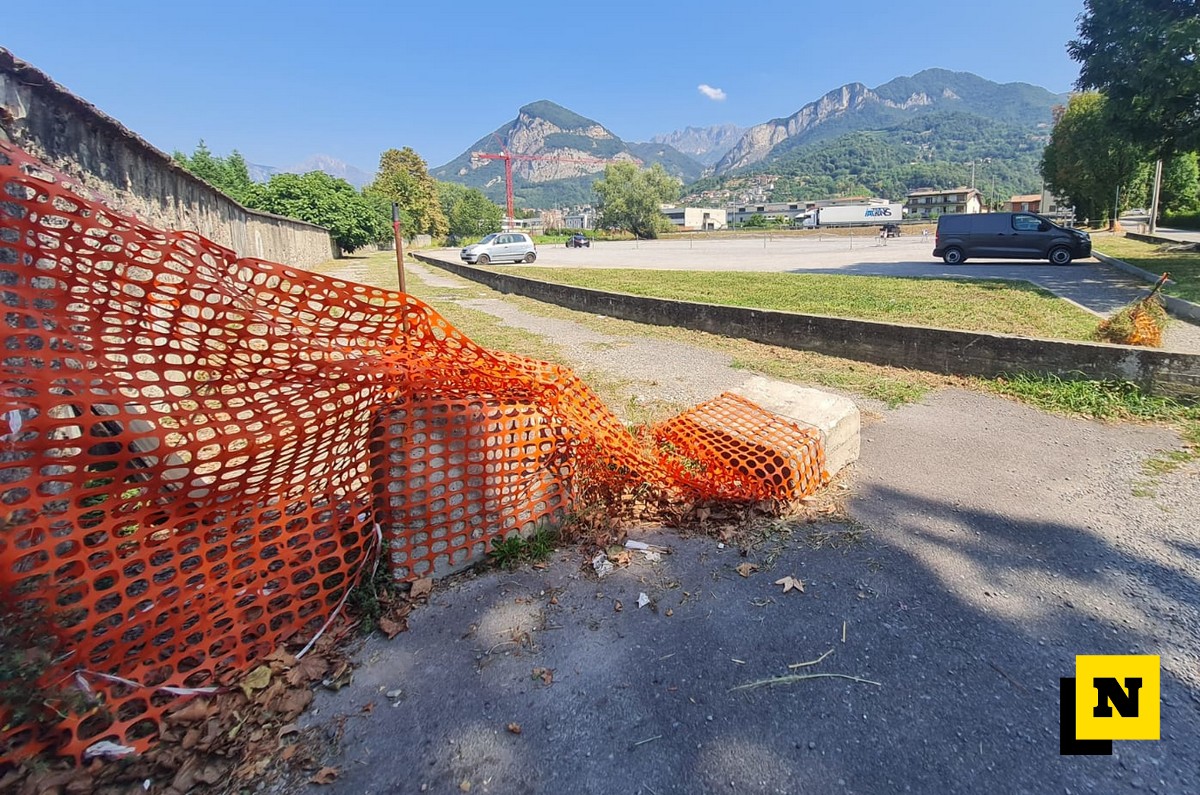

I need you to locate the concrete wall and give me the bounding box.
[414,253,1200,397]
[0,49,335,267]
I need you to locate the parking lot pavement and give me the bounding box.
[429,235,1200,351]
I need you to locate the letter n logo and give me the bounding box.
[1075,656,1160,741]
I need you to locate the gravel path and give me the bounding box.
[297,257,1199,794]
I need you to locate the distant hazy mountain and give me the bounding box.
[433,100,704,209]
[288,155,374,188]
[247,155,373,188]
[247,162,281,183]
[651,124,745,166]
[715,69,1065,174]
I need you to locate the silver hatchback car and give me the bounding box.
[460,232,537,265]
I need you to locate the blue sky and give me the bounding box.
[4,0,1087,174]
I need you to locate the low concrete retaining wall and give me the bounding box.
[414,253,1200,397]
[1126,231,1198,248]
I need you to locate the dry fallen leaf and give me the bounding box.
[531,667,554,685]
[378,615,407,639]
[410,577,433,599]
[614,600,623,612]
[166,699,212,724]
[736,562,759,578]
[310,767,340,785]
[775,576,806,594]
[239,665,273,698]
[286,654,329,686]
[263,647,299,669]
[506,722,522,735]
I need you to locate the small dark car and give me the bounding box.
[880,223,902,238]
[565,234,591,248]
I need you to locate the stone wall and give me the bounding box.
[0,49,335,267]
[415,253,1200,397]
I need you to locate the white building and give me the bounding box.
[563,208,596,229]
[660,206,727,230]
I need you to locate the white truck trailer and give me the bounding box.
[800,203,904,227]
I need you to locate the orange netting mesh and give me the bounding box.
[0,141,826,763]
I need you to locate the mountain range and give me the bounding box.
[258,69,1067,209]
[651,124,746,167]
[429,69,1066,209]
[429,100,706,210]
[248,155,374,188]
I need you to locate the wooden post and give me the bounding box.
[392,202,407,294]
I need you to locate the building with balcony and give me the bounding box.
[905,187,984,218]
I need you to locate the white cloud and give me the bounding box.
[698,84,727,101]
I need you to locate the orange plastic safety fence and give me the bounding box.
[652,392,826,503]
[0,141,826,763]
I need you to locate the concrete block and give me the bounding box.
[730,376,860,477]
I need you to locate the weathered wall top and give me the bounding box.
[0,48,335,267]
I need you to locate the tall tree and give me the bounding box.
[368,148,448,238]
[1069,0,1200,155]
[1162,152,1200,212]
[244,172,390,253]
[1041,93,1150,223]
[593,163,680,239]
[173,141,253,203]
[438,182,503,241]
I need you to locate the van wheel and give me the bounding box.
[476,254,490,265]
[942,247,965,265]
[523,252,536,263]
[1049,246,1073,265]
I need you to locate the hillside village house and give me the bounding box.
[905,187,984,217]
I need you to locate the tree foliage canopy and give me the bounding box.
[244,171,390,253]
[1041,92,1150,222]
[368,148,448,238]
[173,141,253,203]
[1069,0,1200,155]
[437,182,503,241]
[594,163,680,239]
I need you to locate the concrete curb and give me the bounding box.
[1092,251,1200,325]
[1125,231,1199,247]
[414,254,1200,397]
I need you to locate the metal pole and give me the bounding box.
[392,202,406,294]
[1148,159,1163,235]
[1113,185,1120,231]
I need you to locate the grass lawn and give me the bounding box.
[510,268,1101,341]
[1092,235,1200,303]
[313,253,1198,477]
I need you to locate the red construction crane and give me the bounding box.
[471,135,638,229]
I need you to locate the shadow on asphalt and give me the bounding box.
[302,487,1198,793]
